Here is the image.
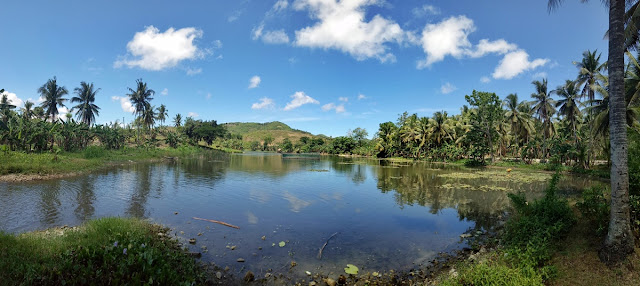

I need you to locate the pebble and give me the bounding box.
[309,282,317,286]
[261,235,266,240]
[237,258,245,263]
[305,271,312,276]
[323,278,336,286]
[189,238,196,244]
[230,245,237,250]
[216,272,222,279]
[244,271,255,282]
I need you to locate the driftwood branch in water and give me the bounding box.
[192,217,240,229]
[317,232,338,260]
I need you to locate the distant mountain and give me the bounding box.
[222,121,323,143]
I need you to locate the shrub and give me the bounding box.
[83,146,107,159]
[576,186,610,236]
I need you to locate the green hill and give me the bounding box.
[222,121,321,144]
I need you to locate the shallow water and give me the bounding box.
[0,152,600,278]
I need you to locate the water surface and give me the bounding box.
[0,152,599,278]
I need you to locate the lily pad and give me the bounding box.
[344,264,359,275]
[278,241,286,247]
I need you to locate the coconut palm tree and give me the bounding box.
[428,111,453,148]
[503,93,534,151]
[173,113,182,127]
[574,50,606,105]
[22,101,34,120]
[38,76,68,122]
[71,81,101,126]
[0,92,16,125]
[143,103,156,129]
[531,78,556,156]
[127,79,154,120]
[555,80,583,144]
[156,104,168,126]
[549,0,633,263]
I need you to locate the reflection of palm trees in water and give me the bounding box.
[39,180,62,225]
[127,164,152,218]
[74,175,96,221]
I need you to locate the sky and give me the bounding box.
[0,0,608,137]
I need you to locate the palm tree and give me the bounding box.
[38,76,68,122]
[428,111,453,148]
[173,113,182,127]
[156,104,168,126]
[554,80,583,144]
[503,93,534,151]
[22,101,34,120]
[0,92,16,125]
[143,103,156,129]
[127,79,154,120]
[574,50,606,105]
[549,0,633,264]
[71,82,101,126]
[531,78,556,156]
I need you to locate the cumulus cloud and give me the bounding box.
[284,91,319,111]
[480,76,491,83]
[1,90,23,107]
[160,88,169,96]
[321,102,346,113]
[114,26,205,71]
[248,75,261,89]
[188,112,199,118]
[251,97,275,110]
[440,82,457,94]
[293,0,405,62]
[417,16,521,69]
[358,94,367,100]
[111,96,135,113]
[273,0,288,12]
[492,50,549,80]
[338,97,348,102]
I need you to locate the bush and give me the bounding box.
[504,173,575,276]
[576,186,610,236]
[442,258,543,286]
[83,146,108,159]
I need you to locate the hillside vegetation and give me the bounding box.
[223,121,320,144]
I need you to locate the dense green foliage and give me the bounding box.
[0,217,206,285]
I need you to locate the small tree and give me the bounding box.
[465,90,502,164]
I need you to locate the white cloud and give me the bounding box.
[416,16,520,69]
[417,16,474,68]
[188,112,199,118]
[111,96,135,113]
[358,94,367,100]
[440,82,457,94]
[492,50,549,80]
[186,67,202,75]
[206,93,212,99]
[532,72,548,79]
[293,0,405,62]
[262,30,290,44]
[1,90,23,107]
[412,4,440,17]
[480,76,491,83]
[467,39,517,58]
[251,97,275,110]
[114,26,205,71]
[161,88,169,96]
[248,75,261,89]
[322,102,346,113]
[273,0,288,12]
[252,24,264,40]
[338,97,348,102]
[284,91,319,111]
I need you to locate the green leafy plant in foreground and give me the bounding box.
[0,217,206,285]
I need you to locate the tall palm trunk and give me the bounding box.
[600,0,634,265]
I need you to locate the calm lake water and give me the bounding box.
[0,152,599,279]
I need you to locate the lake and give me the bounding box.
[0,151,599,280]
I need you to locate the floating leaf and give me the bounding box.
[279,241,286,247]
[344,264,359,275]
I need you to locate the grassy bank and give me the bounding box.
[0,145,206,178]
[0,217,207,285]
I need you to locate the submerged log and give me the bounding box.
[192,217,240,229]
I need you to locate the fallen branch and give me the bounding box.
[317,232,338,260]
[192,217,240,229]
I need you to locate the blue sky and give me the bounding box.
[0,0,608,137]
